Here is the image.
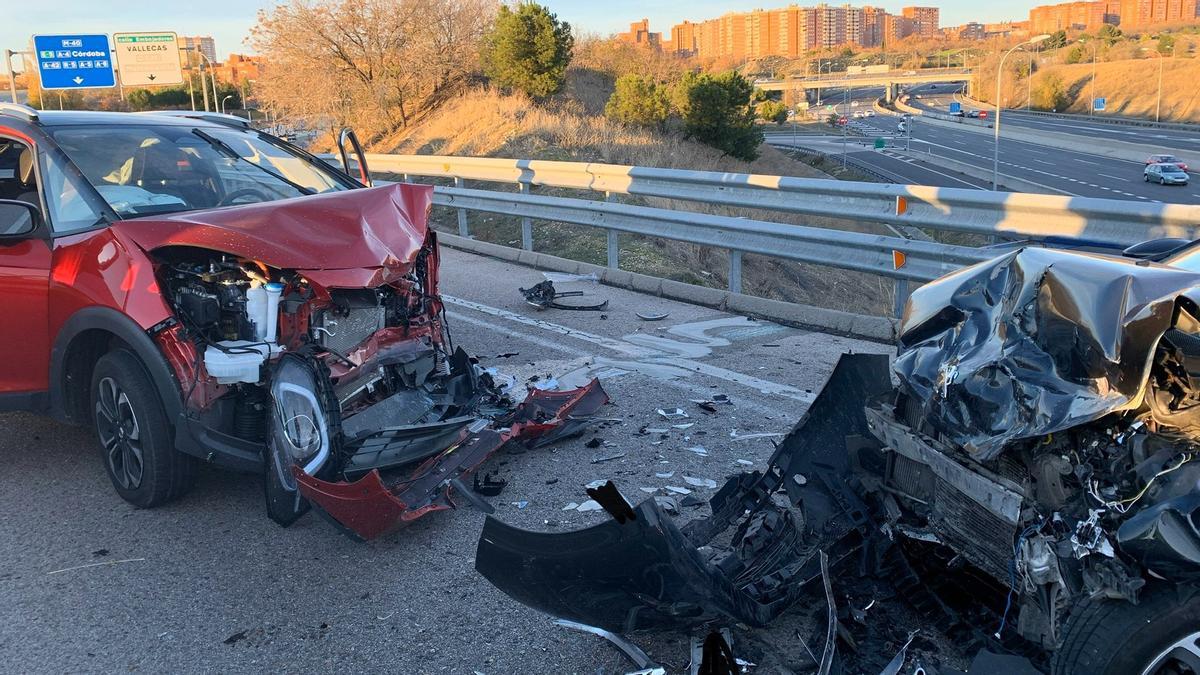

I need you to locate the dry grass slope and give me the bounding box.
[374,74,897,317]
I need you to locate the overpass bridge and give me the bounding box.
[754,67,972,104]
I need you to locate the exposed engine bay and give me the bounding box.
[474,248,1200,673]
[148,236,607,539]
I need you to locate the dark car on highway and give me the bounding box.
[1146,162,1190,185]
[1147,154,1188,171]
[0,103,604,539]
[966,109,981,118]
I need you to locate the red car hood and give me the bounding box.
[113,183,433,287]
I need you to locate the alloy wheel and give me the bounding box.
[1141,631,1200,675]
[95,376,144,490]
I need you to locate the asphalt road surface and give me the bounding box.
[1,248,923,673]
[910,83,1200,153]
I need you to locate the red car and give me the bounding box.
[0,105,605,539]
[1146,153,1188,171]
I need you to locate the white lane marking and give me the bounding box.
[1097,173,1133,182]
[450,310,798,416]
[1032,159,1053,166]
[444,296,816,403]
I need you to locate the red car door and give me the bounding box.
[0,136,51,401]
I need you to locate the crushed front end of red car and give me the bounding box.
[116,183,610,539]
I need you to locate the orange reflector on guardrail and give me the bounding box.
[893,250,907,269]
[896,196,908,216]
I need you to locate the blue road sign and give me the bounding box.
[1094,97,1106,111]
[949,101,962,113]
[33,34,115,90]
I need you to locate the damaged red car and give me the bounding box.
[0,105,605,538]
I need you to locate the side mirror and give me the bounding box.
[336,127,372,188]
[0,200,40,241]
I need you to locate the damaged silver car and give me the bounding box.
[475,246,1200,675]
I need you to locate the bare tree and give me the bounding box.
[251,0,496,142]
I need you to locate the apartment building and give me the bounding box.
[1028,1,1120,32]
[1118,0,1198,26]
[618,19,663,48]
[901,6,941,36]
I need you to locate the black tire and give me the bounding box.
[1053,584,1200,675]
[91,349,196,507]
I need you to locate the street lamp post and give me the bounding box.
[817,61,832,105]
[1079,38,1098,116]
[994,34,1051,190]
[221,95,233,114]
[1140,46,1167,123]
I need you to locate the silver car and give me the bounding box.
[1145,162,1190,185]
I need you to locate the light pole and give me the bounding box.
[994,34,1051,190]
[1140,45,1168,123]
[221,95,233,114]
[817,61,832,105]
[1079,38,1098,116]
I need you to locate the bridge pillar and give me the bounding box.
[884,82,899,104]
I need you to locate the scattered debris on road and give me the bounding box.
[519,280,608,311]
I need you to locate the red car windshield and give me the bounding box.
[46,124,355,217]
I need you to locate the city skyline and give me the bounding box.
[1,0,1050,68]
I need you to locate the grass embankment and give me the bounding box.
[975,56,1200,122]
[374,75,898,317]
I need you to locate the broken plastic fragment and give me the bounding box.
[684,476,718,489]
[664,486,692,495]
[672,423,695,430]
[736,459,754,466]
[585,479,607,490]
[729,430,786,441]
[655,472,674,478]
[591,450,627,464]
[686,446,709,457]
[576,500,603,512]
[639,487,659,493]
[512,501,529,509]
[656,408,689,420]
[635,311,670,321]
[542,271,600,284]
[562,502,580,511]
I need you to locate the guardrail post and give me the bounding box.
[728,250,743,295]
[605,191,618,269]
[454,177,469,237]
[519,182,533,251]
[893,278,909,319]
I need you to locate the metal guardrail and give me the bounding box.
[361,153,1200,316]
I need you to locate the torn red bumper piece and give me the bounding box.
[295,380,609,540]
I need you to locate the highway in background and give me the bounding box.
[909,83,1200,153]
[781,84,1198,203]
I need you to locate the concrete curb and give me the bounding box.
[437,232,898,343]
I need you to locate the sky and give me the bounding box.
[2,0,1040,72]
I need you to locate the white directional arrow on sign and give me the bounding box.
[73,76,83,85]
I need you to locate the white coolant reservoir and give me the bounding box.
[245,282,267,340]
[204,341,281,384]
[264,282,283,343]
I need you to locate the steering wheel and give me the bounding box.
[218,188,272,207]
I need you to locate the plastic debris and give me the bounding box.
[672,423,695,430]
[520,280,608,311]
[473,472,507,496]
[680,494,705,507]
[542,271,600,284]
[512,501,529,509]
[686,446,709,457]
[562,502,580,511]
[576,500,603,512]
[730,430,786,441]
[635,311,670,321]
[736,459,754,466]
[684,476,718,489]
[657,408,689,420]
[591,450,627,463]
[665,486,692,495]
[585,480,607,490]
[639,487,659,493]
[585,438,603,449]
[654,496,680,515]
[655,472,675,478]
